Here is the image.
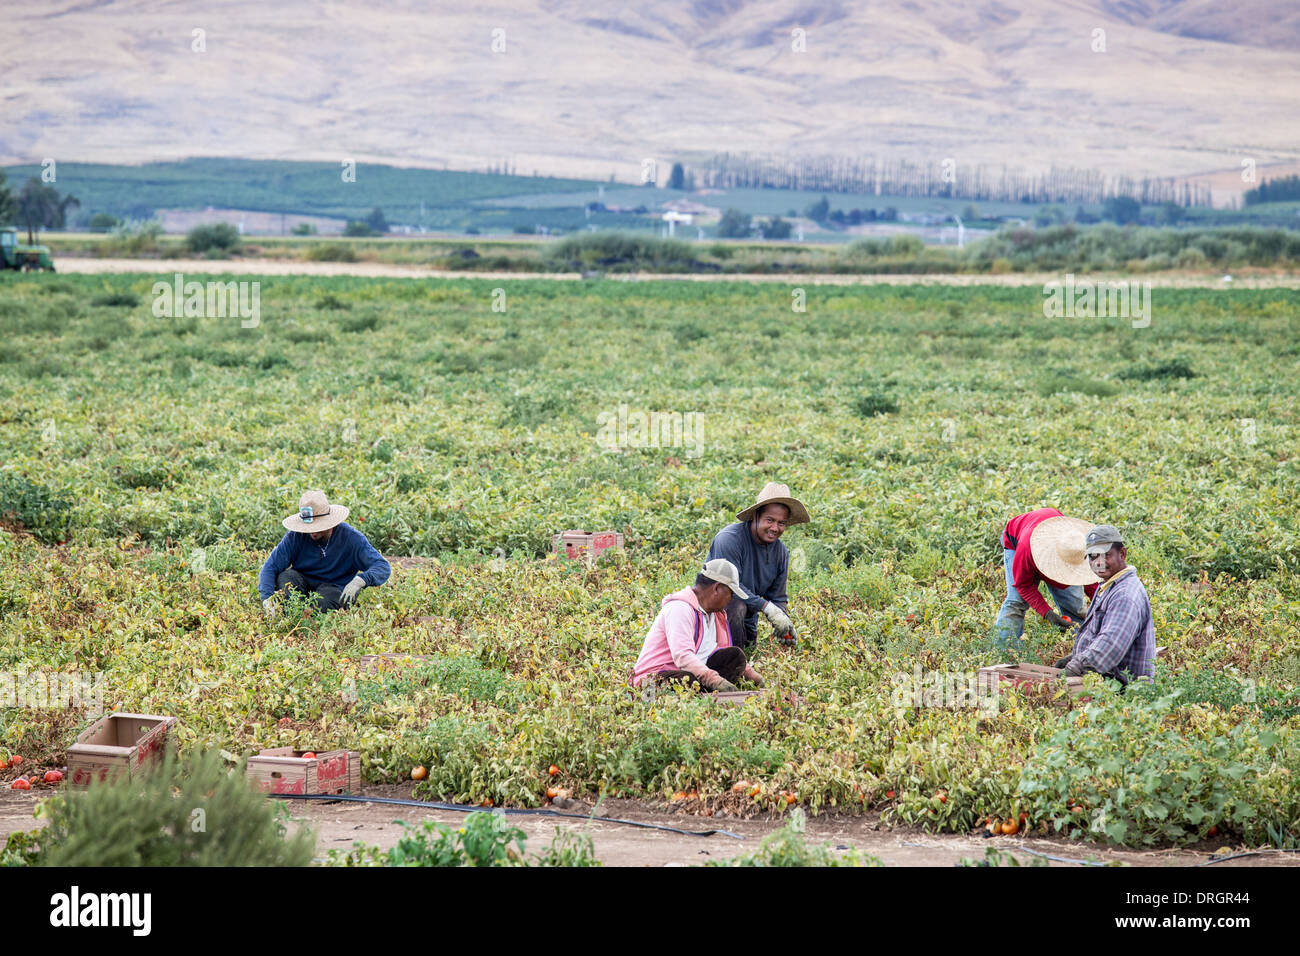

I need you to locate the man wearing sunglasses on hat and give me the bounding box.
[257,490,391,618]
[1055,525,1155,686]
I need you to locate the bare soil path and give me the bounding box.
[4,785,1293,867]
[52,257,1300,288]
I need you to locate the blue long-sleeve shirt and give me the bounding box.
[706,521,789,617]
[257,522,391,600]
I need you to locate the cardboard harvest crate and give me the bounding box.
[246,748,361,796]
[553,530,624,563]
[67,712,177,787]
[978,663,1084,698]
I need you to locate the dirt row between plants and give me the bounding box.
[4,784,1295,867]
[52,257,1300,288]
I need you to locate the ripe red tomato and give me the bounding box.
[10,755,23,767]
[43,770,63,784]
[548,764,559,776]
[11,778,31,790]
[301,752,316,759]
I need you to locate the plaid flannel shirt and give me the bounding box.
[1071,567,1155,683]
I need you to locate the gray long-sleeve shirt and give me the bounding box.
[706,521,789,617]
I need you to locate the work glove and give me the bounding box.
[1053,656,1073,670]
[742,664,764,687]
[341,574,366,606]
[701,670,738,692]
[1060,658,1085,678]
[1044,610,1075,631]
[262,597,278,620]
[762,601,794,639]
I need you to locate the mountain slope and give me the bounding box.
[1,0,1296,185]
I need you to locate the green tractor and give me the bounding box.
[0,227,56,271]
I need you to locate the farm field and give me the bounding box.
[1,272,1299,855]
[10,159,1300,247]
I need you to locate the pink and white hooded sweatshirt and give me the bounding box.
[630,587,732,687]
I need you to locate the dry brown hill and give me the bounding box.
[2,0,1297,186]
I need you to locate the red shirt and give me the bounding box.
[1002,508,1097,618]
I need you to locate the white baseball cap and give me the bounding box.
[701,558,748,599]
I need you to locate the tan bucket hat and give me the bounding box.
[736,482,810,526]
[282,490,349,533]
[1029,515,1099,586]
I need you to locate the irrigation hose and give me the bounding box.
[269,791,746,839]
[906,841,1104,866]
[1015,846,1106,867]
[1198,848,1300,866]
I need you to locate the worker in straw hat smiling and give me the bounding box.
[993,508,1098,655]
[706,482,810,650]
[257,490,391,618]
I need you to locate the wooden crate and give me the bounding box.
[978,663,1084,698]
[246,748,362,796]
[553,529,624,564]
[67,712,177,788]
[712,690,761,705]
[710,689,804,709]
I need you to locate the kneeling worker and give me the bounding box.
[631,559,764,692]
[1057,525,1155,685]
[258,490,391,617]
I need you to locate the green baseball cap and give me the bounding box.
[1084,525,1124,557]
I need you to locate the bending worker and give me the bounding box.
[994,507,1097,654]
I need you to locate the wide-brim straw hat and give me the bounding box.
[282,489,349,533]
[1029,516,1099,586]
[736,482,810,526]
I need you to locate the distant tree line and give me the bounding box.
[1244,175,1300,205]
[717,192,1189,239]
[0,171,80,240]
[692,153,1212,207]
[344,207,389,236]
